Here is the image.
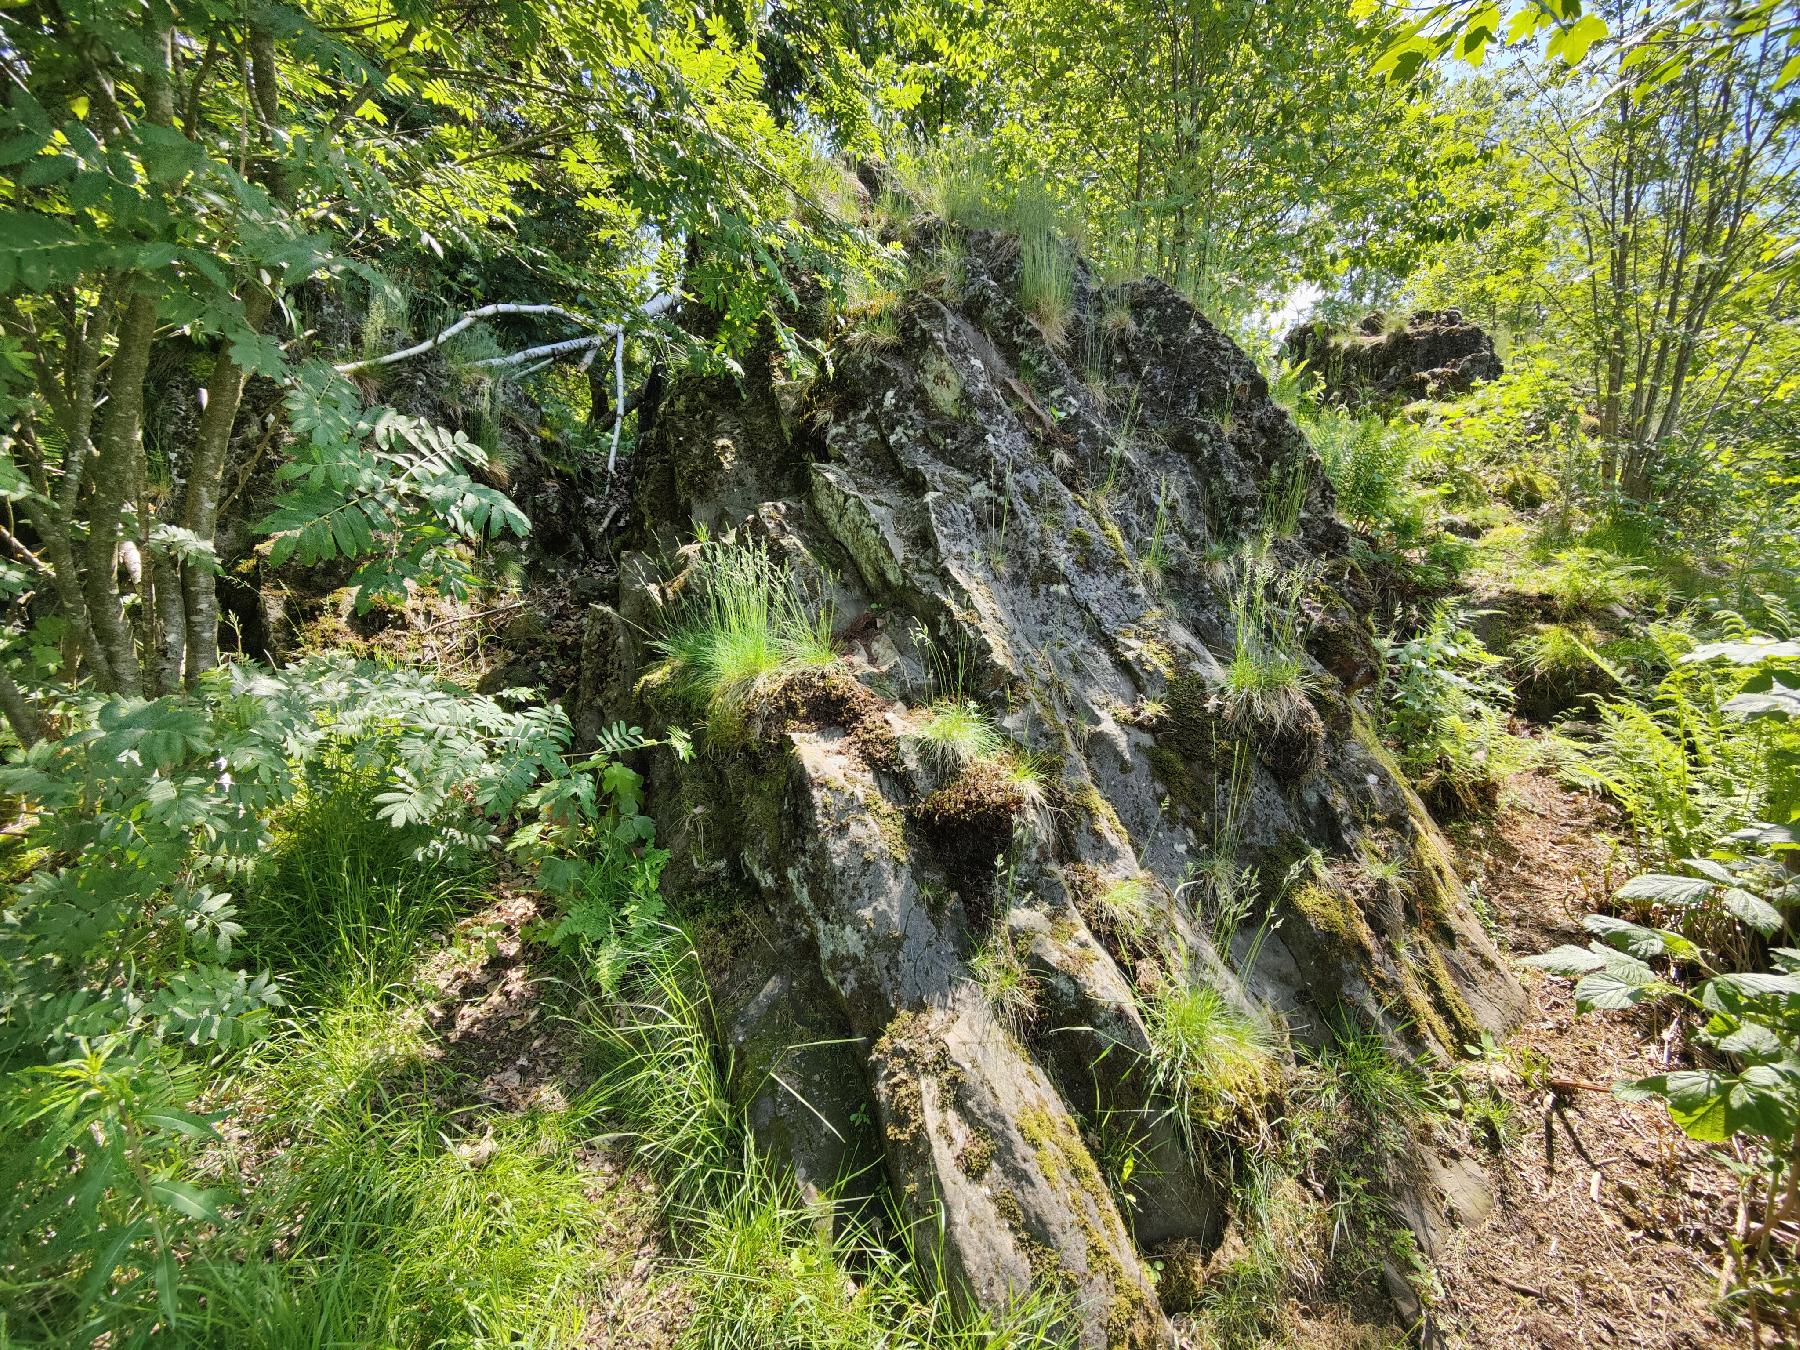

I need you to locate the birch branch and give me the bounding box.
[336,292,676,377]
[607,329,627,475]
[335,302,589,374]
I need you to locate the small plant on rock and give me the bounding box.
[1221,552,1314,725]
[1142,982,1282,1144]
[1099,874,1158,949]
[969,932,1039,1031]
[650,540,836,738]
[911,699,1005,774]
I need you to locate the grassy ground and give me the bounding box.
[54,757,1076,1350]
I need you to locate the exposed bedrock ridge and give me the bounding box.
[589,229,1524,1346]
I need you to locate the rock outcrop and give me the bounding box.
[582,224,1523,1345]
[1282,308,1502,406]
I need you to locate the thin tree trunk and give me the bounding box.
[179,289,273,682]
[0,662,44,749]
[80,290,157,696]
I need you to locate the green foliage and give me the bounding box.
[961,0,1431,321]
[0,0,890,721]
[1567,639,1800,865]
[567,879,1073,1349]
[1,1045,215,1332]
[1221,552,1312,720]
[650,540,836,738]
[911,699,1006,773]
[1529,634,1800,1317]
[1313,1025,1441,1156]
[0,658,656,1340]
[239,753,478,1007]
[258,394,530,612]
[969,933,1039,1030]
[1142,983,1281,1139]
[0,658,569,1067]
[1099,875,1159,947]
[1018,230,1074,348]
[1378,603,1517,801]
[1528,548,1662,618]
[184,1011,622,1348]
[1303,404,1427,541]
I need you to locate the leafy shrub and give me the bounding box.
[1378,603,1517,806]
[1302,405,1427,541]
[1529,637,1800,1325]
[259,392,531,612]
[0,658,648,1340]
[1568,637,1800,865]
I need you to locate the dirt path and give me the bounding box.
[1434,769,1738,1348]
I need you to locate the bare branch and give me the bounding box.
[334,302,592,375]
[606,329,627,475]
[351,293,680,378]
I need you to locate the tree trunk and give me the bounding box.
[180,289,274,682]
[0,663,45,748]
[80,290,158,696]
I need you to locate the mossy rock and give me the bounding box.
[912,761,1027,925]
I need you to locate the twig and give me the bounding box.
[1496,1274,1552,1302]
[334,302,588,374]
[0,520,45,571]
[417,600,529,635]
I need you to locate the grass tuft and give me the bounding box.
[1142,983,1281,1140]
[911,699,1005,773]
[1221,552,1314,725]
[969,933,1039,1031]
[651,540,836,740]
[1018,231,1074,347]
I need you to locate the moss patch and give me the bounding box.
[1017,1105,1114,1222]
[748,667,901,773]
[956,1125,996,1178]
[872,1010,959,1150]
[1287,881,1378,963]
[1146,673,1232,821]
[1416,938,1482,1048]
[911,761,1026,926]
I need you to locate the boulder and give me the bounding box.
[1282,308,1503,406]
[584,228,1523,1344]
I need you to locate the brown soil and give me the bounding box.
[1433,767,1738,1348]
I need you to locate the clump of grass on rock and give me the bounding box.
[650,539,836,739]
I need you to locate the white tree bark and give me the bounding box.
[336,294,675,376]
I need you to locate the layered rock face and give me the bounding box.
[1282,308,1503,406]
[584,229,1522,1345]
